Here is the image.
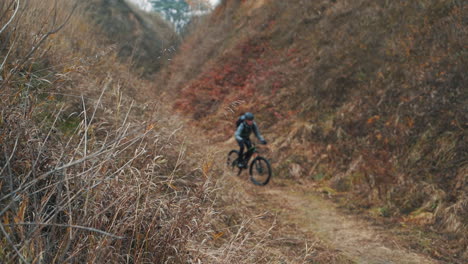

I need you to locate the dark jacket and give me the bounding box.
[235,121,265,142]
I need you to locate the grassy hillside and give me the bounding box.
[0,0,190,262]
[157,0,467,260]
[84,0,180,76]
[0,1,239,262]
[0,1,353,263]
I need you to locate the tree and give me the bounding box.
[149,0,190,32]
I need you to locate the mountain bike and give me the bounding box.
[226,144,272,186]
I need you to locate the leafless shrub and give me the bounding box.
[0,1,220,263]
[155,0,467,260]
[1,0,307,262]
[0,76,216,263]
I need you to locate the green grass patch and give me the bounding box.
[57,115,81,136]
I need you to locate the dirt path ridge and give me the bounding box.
[249,185,437,264]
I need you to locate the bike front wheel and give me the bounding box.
[249,157,272,186]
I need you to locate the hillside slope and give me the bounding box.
[2,0,358,262]
[0,1,254,263]
[156,0,467,260]
[85,0,180,75]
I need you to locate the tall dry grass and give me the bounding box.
[0,1,266,263]
[3,0,444,262]
[155,0,467,261]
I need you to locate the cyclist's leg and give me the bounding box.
[237,138,245,161]
[237,138,251,168]
[244,139,252,160]
[244,138,252,150]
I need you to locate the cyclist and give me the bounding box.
[235,112,267,168]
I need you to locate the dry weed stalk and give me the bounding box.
[0,1,225,263]
[0,0,287,262]
[158,0,467,259]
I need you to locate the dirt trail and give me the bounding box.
[245,184,437,264]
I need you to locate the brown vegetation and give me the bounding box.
[84,0,180,76]
[157,0,467,261]
[2,0,465,262]
[1,0,349,262]
[0,1,275,263]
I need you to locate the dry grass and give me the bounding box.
[2,0,465,262]
[84,0,180,77]
[0,1,278,263]
[156,0,467,261]
[183,159,353,264]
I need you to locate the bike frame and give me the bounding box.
[228,143,272,186]
[242,145,258,165]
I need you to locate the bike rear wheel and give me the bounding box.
[227,150,242,176]
[249,157,272,186]
[227,150,239,168]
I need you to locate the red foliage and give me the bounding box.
[174,37,286,120]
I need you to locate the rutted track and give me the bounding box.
[237,179,437,264]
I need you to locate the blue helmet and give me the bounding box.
[244,112,254,120]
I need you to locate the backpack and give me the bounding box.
[236,113,245,128]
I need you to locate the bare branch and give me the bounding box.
[0,2,78,89]
[0,41,14,71]
[0,129,149,203]
[0,0,16,23]
[0,0,20,35]
[0,221,29,264]
[8,222,124,239]
[0,135,19,178]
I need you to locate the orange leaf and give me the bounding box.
[407,118,415,128]
[213,232,224,240]
[146,123,155,132]
[167,182,178,191]
[367,115,380,124]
